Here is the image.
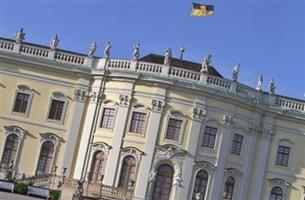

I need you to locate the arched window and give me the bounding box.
[1,134,19,169]
[36,141,55,174]
[270,186,283,200]
[152,164,174,200]
[192,170,209,200]
[119,155,136,187]
[223,176,235,200]
[89,151,105,183]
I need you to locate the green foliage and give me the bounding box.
[49,190,61,200]
[14,182,27,195]
[5,170,13,181]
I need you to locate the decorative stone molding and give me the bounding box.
[120,147,144,163]
[222,113,235,126]
[173,172,182,186]
[267,178,292,200]
[39,133,61,146]
[224,168,243,178]
[119,94,131,107]
[193,161,216,175]
[4,126,26,140]
[260,128,274,140]
[91,142,112,154]
[151,99,164,113]
[74,88,88,102]
[192,107,206,121]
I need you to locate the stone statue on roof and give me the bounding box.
[164,48,172,65]
[15,28,25,43]
[201,54,211,73]
[232,64,240,82]
[88,41,97,57]
[269,79,275,94]
[132,43,140,60]
[256,73,264,91]
[104,41,111,59]
[50,34,59,50]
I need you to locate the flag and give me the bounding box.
[191,3,214,16]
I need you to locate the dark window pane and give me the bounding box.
[129,112,146,133]
[192,170,209,200]
[100,108,115,128]
[36,141,55,174]
[166,118,182,141]
[202,126,217,148]
[13,92,30,113]
[89,151,105,183]
[48,99,64,120]
[223,176,235,200]
[119,156,136,188]
[231,134,244,155]
[270,186,283,200]
[1,134,19,169]
[152,164,174,200]
[275,145,290,167]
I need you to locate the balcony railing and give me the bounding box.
[0,37,304,114]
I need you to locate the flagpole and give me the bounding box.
[180,1,193,60]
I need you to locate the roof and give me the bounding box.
[139,53,223,78]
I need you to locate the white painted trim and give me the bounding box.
[163,110,186,145]
[126,104,150,136]
[46,91,68,124]
[34,139,57,175]
[11,84,33,117]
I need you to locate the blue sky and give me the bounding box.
[0,0,304,99]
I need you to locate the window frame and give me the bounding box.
[35,141,56,174]
[201,125,218,149]
[191,169,209,200]
[98,101,118,131]
[163,111,186,144]
[46,92,68,124]
[127,105,149,136]
[274,139,293,169]
[231,133,244,156]
[11,85,33,117]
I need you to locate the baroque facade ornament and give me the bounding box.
[132,43,140,60]
[201,54,211,73]
[223,113,235,125]
[15,28,25,43]
[232,64,240,82]
[151,99,164,112]
[74,88,88,102]
[192,107,206,121]
[269,79,275,94]
[164,48,172,65]
[50,34,59,50]
[224,168,243,177]
[104,41,111,59]
[88,41,97,57]
[256,73,264,91]
[119,94,131,106]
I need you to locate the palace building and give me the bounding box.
[0,30,305,200]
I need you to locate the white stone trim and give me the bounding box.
[200,120,220,151]
[11,84,33,117]
[273,139,294,169]
[266,178,291,200]
[46,91,68,124]
[221,168,243,200]
[163,110,186,145]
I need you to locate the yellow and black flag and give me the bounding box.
[191,3,214,16]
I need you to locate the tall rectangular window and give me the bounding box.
[100,108,115,129]
[129,112,146,133]
[165,118,182,141]
[231,134,244,155]
[202,126,217,148]
[275,145,290,167]
[48,99,64,120]
[13,92,30,113]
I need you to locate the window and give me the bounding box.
[1,134,19,169]
[48,92,66,121]
[89,151,105,183]
[129,112,146,133]
[270,186,283,200]
[119,155,136,188]
[223,176,235,200]
[275,145,290,167]
[152,164,174,200]
[202,126,217,148]
[36,141,55,174]
[231,134,243,155]
[12,85,32,115]
[192,170,209,200]
[100,108,115,128]
[166,118,182,141]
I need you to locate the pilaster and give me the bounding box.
[103,93,132,186]
[133,99,165,200]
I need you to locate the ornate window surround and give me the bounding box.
[86,142,111,181]
[127,104,149,136]
[34,133,59,175]
[97,100,118,131]
[163,110,186,145]
[221,168,243,200]
[0,126,26,172]
[190,161,216,200]
[11,84,33,117]
[266,178,291,200]
[115,147,144,187]
[46,91,68,124]
[230,128,246,157]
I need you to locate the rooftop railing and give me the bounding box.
[0,37,304,114]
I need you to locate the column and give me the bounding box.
[73,78,103,179]
[239,127,257,200]
[62,91,86,176]
[210,114,234,200]
[178,107,205,200]
[133,99,164,200]
[248,129,272,199]
[103,94,131,186]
